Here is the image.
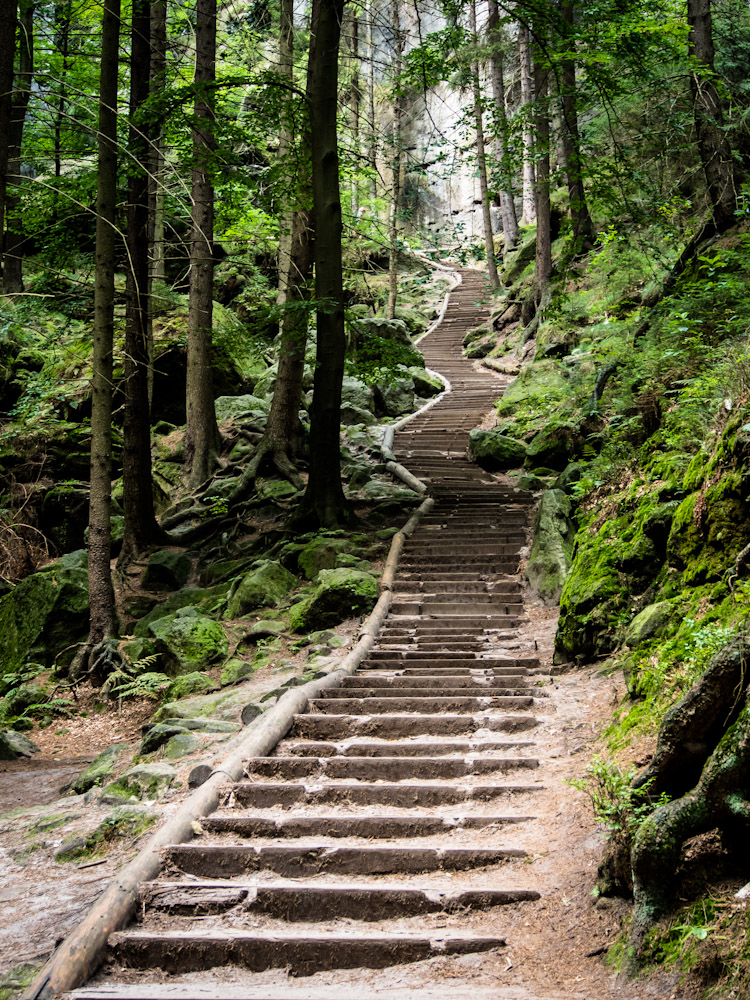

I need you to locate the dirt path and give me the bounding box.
[58,271,682,1000]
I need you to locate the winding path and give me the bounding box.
[69,272,622,1000]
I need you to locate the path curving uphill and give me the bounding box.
[69,271,612,1000]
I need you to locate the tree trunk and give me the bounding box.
[518,22,535,225]
[87,0,120,650]
[366,0,377,203]
[276,0,294,309]
[531,41,552,308]
[53,1,71,179]
[687,0,738,227]
[470,0,499,290]
[301,0,349,528]
[2,0,32,295]
[0,0,17,267]
[386,0,404,320]
[349,8,361,213]
[185,0,220,488]
[119,0,161,565]
[560,1,595,253]
[487,0,518,256]
[149,0,167,284]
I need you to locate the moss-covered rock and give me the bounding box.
[341,403,377,426]
[496,360,571,432]
[298,536,352,580]
[215,393,270,421]
[220,657,259,686]
[555,522,625,663]
[226,560,297,617]
[289,568,378,633]
[340,376,375,413]
[165,671,218,700]
[465,337,494,359]
[141,549,192,591]
[624,601,674,647]
[666,476,749,584]
[70,743,129,794]
[374,376,415,417]
[525,423,580,471]
[100,763,177,803]
[526,490,576,604]
[149,607,228,676]
[164,732,201,758]
[155,685,262,723]
[409,367,443,397]
[468,429,527,470]
[140,722,190,754]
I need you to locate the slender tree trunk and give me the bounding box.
[487,0,517,255]
[185,0,220,488]
[470,0,499,290]
[518,22,536,225]
[687,0,738,226]
[277,0,294,308]
[53,1,71,179]
[149,0,167,284]
[350,9,361,213]
[366,0,377,203]
[560,1,594,252]
[532,39,551,307]
[119,0,161,565]
[301,0,349,527]
[87,0,120,649]
[386,0,404,320]
[2,0,32,294]
[0,0,17,267]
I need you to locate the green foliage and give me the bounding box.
[569,756,669,855]
[100,654,166,702]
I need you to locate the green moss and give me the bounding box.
[55,807,157,862]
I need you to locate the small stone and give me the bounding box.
[240,703,263,725]
[188,764,213,788]
[0,729,41,761]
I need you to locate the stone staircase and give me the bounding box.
[72,269,551,996]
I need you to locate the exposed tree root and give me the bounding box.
[625,636,750,963]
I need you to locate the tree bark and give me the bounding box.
[149,0,167,284]
[53,1,71,179]
[487,0,518,255]
[366,0,377,203]
[386,0,404,320]
[119,0,161,565]
[560,1,595,253]
[87,0,120,649]
[518,22,536,225]
[0,0,17,266]
[531,39,551,308]
[2,0,33,295]
[687,0,738,227]
[301,0,350,528]
[349,7,361,213]
[470,0,499,290]
[276,0,294,309]
[185,0,220,488]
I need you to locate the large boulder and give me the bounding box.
[525,423,579,471]
[149,607,228,676]
[340,376,375,413]
[468,429,527,471]
[298,537,352,580]
[408,367,443,397]
[289,568,379,633]
[226,560,297,617]
[101,763,177,803]
[374,375,415,417]
[0,549,90,676]
[214,393,270,421]
[526,490,576,604]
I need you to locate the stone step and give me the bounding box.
[241,756,539,781]
[200,813,534,839]
[161,844,527,878]
[108,929,508,975]
[220,780,540,808]
[277,739,535,757]
[341,675,533,689]
[307,695,535,714]
[140,882,540,920]
[290,713,540,739]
